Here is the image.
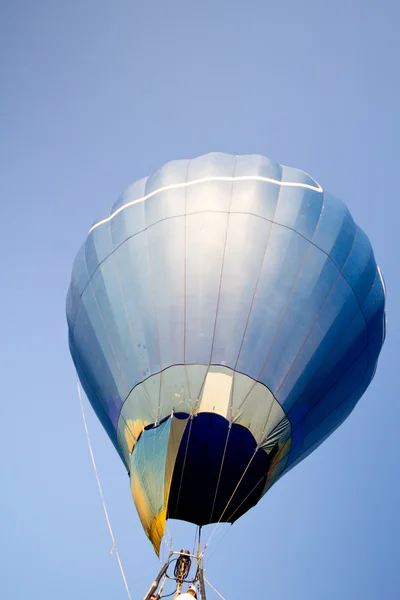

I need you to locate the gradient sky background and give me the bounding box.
[1,1,399,598]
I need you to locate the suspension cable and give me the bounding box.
[203,448,258,553]
[77,381,132,600]
[204,576,226,599]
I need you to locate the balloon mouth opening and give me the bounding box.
[166,412,270,526]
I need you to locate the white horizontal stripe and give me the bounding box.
[88,174,323,233]
[377,265,386,297]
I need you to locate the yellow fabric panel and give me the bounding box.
[130,466,154,534]
[150,417,188,555]
[124,418,148,454]
[129,416,189,556]
[197,368,233,416]
[149,507,167,557]
[164,417,189,506]
[262,437,292,495]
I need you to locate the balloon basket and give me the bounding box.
[143,548,206,600]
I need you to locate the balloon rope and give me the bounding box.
[209,425,231,522]
[77,381,133,600]
[203,448,258,553]
[173,416,194,518]
[204,474,267,567]
[203,575,226,599]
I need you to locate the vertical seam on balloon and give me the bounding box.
[74,216,376,432]
[286,335,369,466]
[183,160,193,412]
[173,416,194,519]
[234,187,326,414]
[190,208,231,412]
[75,207,361,315]
[108,252,157,445]
[142,192,163,423]
[232,179,282,374]
[279,305,364,423]
[284,348,372,471]
[200,158,237,520]
[274,227,360,400]
[75,285,135,464]
[230,168,284,417]
[231,167,284,422]
[107,215,155,412]
[209,425,232,523]
[277,229,370,415]
[82,234,130,402]
[208,157,237,367]
[191,365,214,414]
[73,349,125,463]
[256,188,326,383]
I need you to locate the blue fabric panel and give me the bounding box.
[313,193,356,270]
[69,333,123,460]
[259,245,340,393]
[236,224,311,379]
[111,236,160,378]
[110,198,146,249]
[342,228,376,305]
[85,223,113,280]
[273,186,323,240]
[185,212,229,364]
[67,152,386,492]
[287,359,376,470]
[70,243,90,298]
[211,213,272,366]
[72,299,122,418]
[146,218,185,369]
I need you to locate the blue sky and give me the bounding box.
[1,1,399,598]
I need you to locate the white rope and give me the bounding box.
[204,575,226,599]
[77,381,133,600]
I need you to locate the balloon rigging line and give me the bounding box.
[204,575,226,599]
[173,415,194,518]
[209,425,232,523]
[143,224,164,424]
[207,417,285,549]
[89,174,323,233]
[77,381,133,600]
[231,225,321,418]
[204,473,267,567]
[191,525,199,558]
[204,406,276,551]
[203,437,264,554]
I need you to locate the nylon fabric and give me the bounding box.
[67,152,386,550]
[129,416,188,555]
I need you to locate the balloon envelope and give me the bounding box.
[66,153,386,554]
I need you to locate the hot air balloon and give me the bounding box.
[66,153,385,595]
